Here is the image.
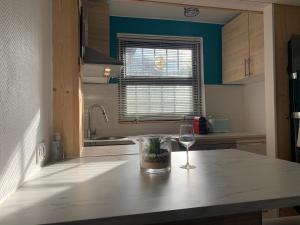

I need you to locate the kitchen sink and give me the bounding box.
[84,137,135,147]
[92,136,126,141]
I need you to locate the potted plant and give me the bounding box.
[139,136,171,173]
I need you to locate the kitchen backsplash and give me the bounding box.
[82,84,265,138]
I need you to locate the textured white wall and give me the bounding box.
[0,0,52,203]
[83,84,246,137]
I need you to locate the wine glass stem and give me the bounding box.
[186,146,190,166]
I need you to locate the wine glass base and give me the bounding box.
[180,164,196,170]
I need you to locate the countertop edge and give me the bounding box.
[48,196,300,225]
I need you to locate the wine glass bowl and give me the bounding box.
[179,124,196,169]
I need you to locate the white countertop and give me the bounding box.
[1,150,300,225]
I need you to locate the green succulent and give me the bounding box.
[147,137,163,156]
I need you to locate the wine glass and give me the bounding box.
[179,124,196,169]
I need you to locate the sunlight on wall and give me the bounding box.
[0,110,41,203]
[0,0,52,203]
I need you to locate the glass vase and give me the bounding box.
[139,136,172,173]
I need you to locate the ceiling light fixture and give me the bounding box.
[103,68,111,77]
[154,56,166,71]
[184,7,200,17]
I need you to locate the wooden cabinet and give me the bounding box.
[172,136,266,156]
[249,13,264,77]
[83,0,109,55]
[236,139,266,155]
[222,12,264,84]
[222,13,250,84]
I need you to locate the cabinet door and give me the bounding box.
[236,139,266,155]
[222,13,250,84]
[249,13,264,77]
[85,0,109,55]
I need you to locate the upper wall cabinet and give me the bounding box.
[222,12,264,84]
[83,0,109,55]
[249,13,264,78]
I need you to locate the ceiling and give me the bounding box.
[131,0,269,11]
[109,0,300,24]
[133,0,300,11]
[109,1,240,24]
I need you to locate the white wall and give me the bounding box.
[243,82,266,133]
[205,85,245,132]
[0,0,52,203]
[83,84,248,137]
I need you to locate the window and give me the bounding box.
[118,34,204,122]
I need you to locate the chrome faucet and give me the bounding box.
[87,104,109,139]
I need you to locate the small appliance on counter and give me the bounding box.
[193,116,209,134]
[207,115,230,133]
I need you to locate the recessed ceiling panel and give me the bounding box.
[134,0,268,11]
[109,0,240,24]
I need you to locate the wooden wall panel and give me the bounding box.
[274,4,300,160]
[53,0,83,158]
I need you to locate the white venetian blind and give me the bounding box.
[118,34,203,122]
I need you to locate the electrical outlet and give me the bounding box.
[36,142,47,166]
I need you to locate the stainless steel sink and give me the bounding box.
[92,136,126,141]
[84,137,135,147]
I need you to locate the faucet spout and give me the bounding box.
[100,105,109,123]
[87,104,109,139]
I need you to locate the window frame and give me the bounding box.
[117,33,205,123]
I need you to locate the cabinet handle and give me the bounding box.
[247,58,251,77]
[244,58,247,77]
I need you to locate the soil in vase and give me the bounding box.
[143,149,170,169]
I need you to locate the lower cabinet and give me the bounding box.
[190,142,237,151]
[236,139,266,155]
[173,137,266,156]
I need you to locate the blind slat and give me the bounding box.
[118,35,203,122]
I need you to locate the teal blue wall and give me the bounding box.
[110,16,223,85]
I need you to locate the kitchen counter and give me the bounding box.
[1,150,300,225]
[195,132,265,141]
[81,132,266,157]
